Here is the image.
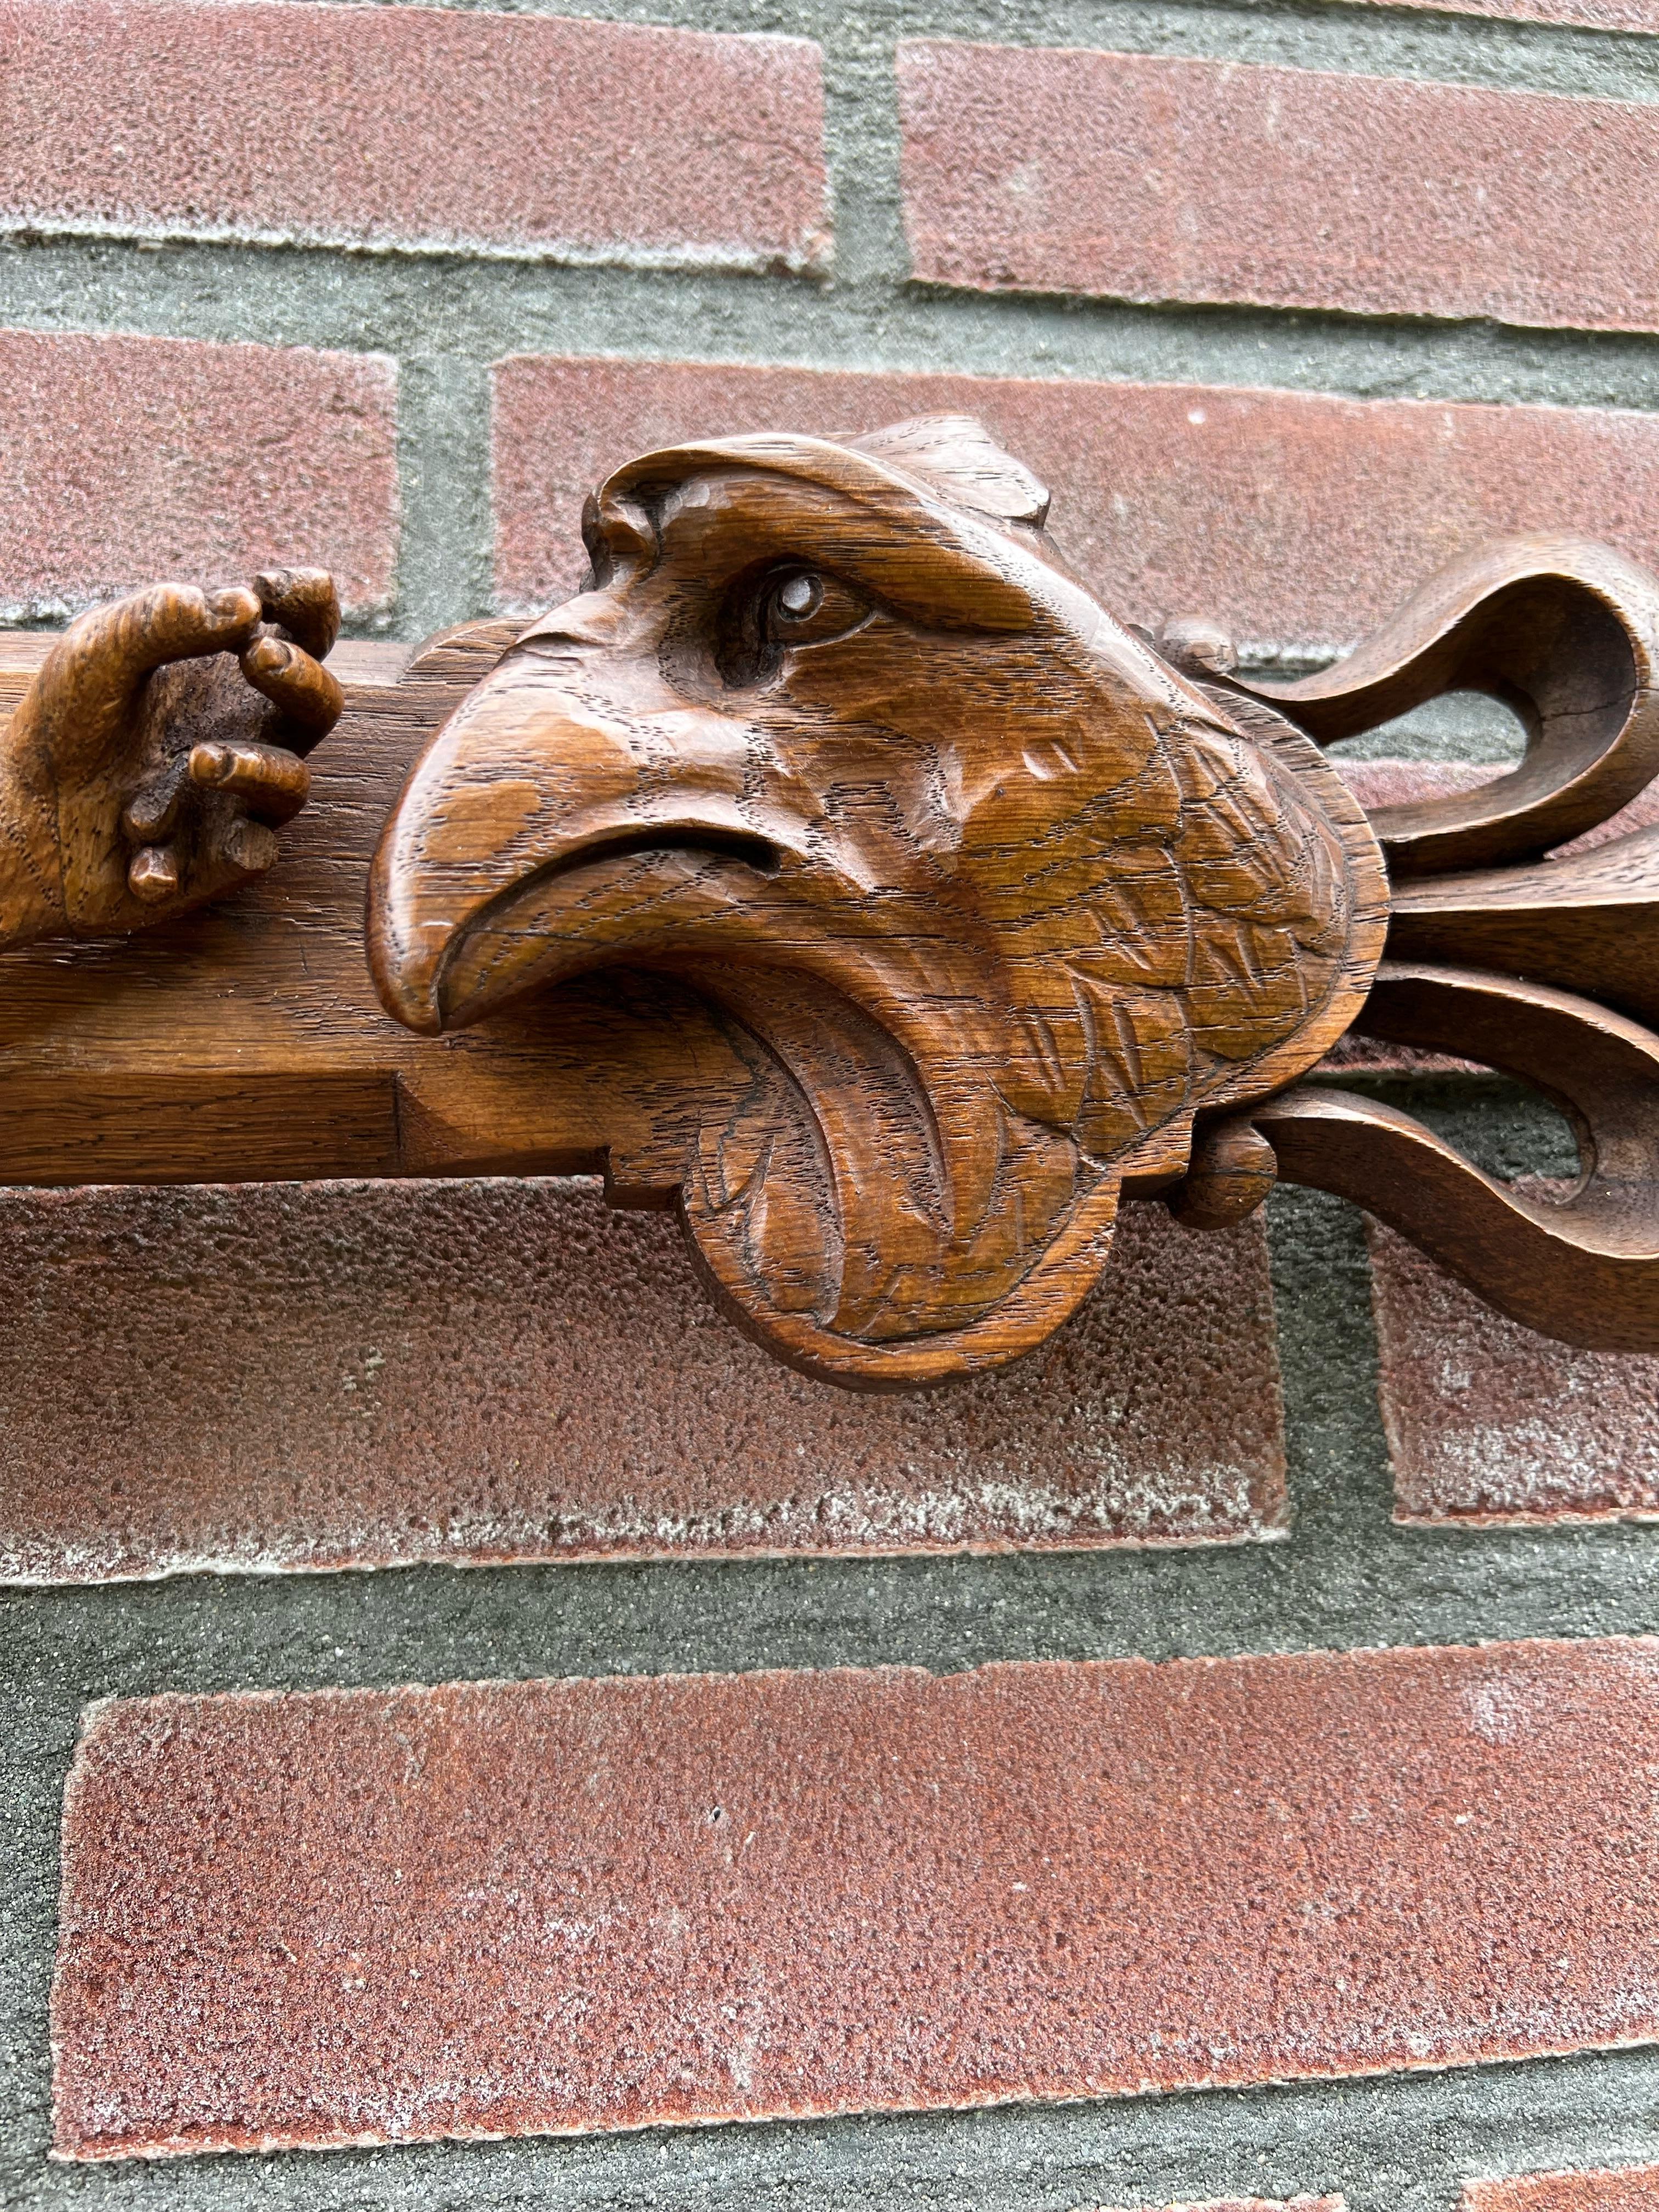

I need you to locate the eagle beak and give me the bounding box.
[368,638,777,1035]
[367,664,572,1034]
[366,838,455,1039]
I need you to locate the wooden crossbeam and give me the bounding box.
[0,623,744,1192]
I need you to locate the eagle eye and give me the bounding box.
[760,568,869,648]
[714,565,872,688]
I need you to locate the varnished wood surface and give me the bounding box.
[0,442,1657,1382]
[1223,535,1659,1355]
[1255,964,1659,1351]
[0,618,758,1194]
[1387,823,1659,1030]
[1240,534,1659,876]
[365,416,1388,1384]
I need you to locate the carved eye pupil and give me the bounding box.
[775,573,822,622]
[722,565,869,682]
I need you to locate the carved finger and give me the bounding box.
[38,583,262,768]
[216,817,280,878]
[238,634,343,748]
[255,568,341,661]
[127,845,180,904]
[121,760,189,844]
[189,740,311,824]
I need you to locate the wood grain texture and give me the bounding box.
[0,570,340,953]
[3,432,1659,1384]
[1243,535,1659,876]
[1258,968,1659,1352]
[1224,537,1659,1354]
[368,417,1389,1385]
[0,614,752,1194]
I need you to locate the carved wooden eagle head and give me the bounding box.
[370,416,1387,1385]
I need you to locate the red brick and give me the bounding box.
[0,1,828,273]
[0,1182,1284,1585]
[491,356,1659,659]
[898,43,1659,335]
[1465,2171,1659,2212]
[1341,761,1506,817]
[0,328,396,617]
[1350,0,1659,29]
[1371,1207,1659,1525]
[52,1636,1659,2159]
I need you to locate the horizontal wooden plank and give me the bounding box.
[0,624,749,1187]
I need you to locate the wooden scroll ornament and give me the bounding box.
[362,417,1659,1386]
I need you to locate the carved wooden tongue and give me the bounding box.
[677,965,1096,1356]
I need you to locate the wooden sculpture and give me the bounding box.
[0,572,340,950]
[2,416,1656,1389]
[367,419,1389,1385]
[365,417,1659,1386]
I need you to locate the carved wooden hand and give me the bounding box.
[0,569,341,951]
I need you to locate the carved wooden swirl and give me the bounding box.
[1210,537,1659,1356]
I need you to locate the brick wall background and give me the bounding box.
[5,2,1659,2209]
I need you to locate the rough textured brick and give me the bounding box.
[492,356,1659,659]
[1351,0,1659,29]
[1466,2171,1659,2212]
[0,1180,1284,1586]
[1371,1209,1659,1526]
[52,1637,1659,2159]
[1341,761,1505,816]
[898,44,1659,335]
[0,0,828,274]
[0,328,397,618]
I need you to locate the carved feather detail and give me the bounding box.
[370,415,1386,1383]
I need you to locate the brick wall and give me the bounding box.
[5,4,1659,2211]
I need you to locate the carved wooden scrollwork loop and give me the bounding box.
[1208,535,1659,1357]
